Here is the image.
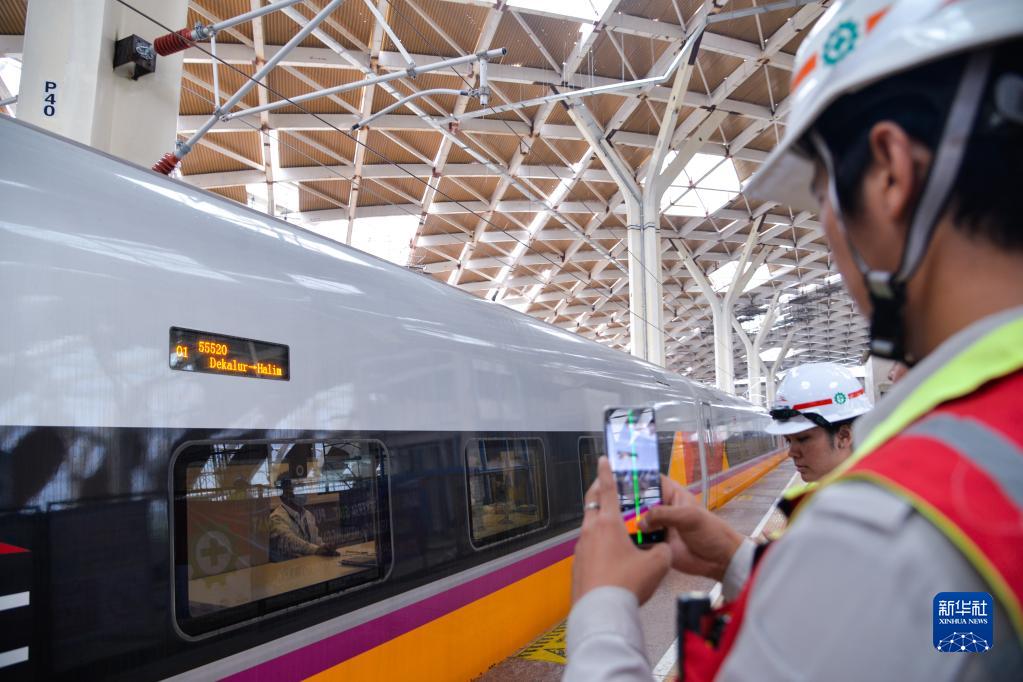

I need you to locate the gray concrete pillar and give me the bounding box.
[19,0,186,167]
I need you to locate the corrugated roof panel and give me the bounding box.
[461,132,520,166]
[708,1,802,47]
[383,0,492,57]
[729,64,788,109]
[454,175,500,200]
[304,177,351,197]
[563,183,606,206]
[585,92,633,129]
[299,183,347,212]
[746,125,780,154]
[278,130,355,167]
[179,63,260,114]
[0,0,26,34]
[584,32,617,79]
[205,130,263,164]
[618,145,651,172]
[619,0,685,23]
[356,177,422,206]
[383,129,443,161]
[262,1,370,51]
[619,100,675,136]
[501,184,529,202]
[363,129,431,165]
[179,139,255,175]
[381,175,430,201]
[266,66,362,114]
[489,12,550,71]
[695,51,746,95]
[208,185,249,205]
[190,0,252,44]
[521,138,574,167]
[436,177,481,203]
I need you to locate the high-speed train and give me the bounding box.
[0,116,785,681]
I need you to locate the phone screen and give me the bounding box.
[603,407,665,545]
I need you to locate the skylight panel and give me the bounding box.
[245,182,300,216]
[0,57,21,96]
[760,347,806,363]
[708,260,771,294]
[507,0,612,22]
[507,0,613,42]
[0,57,21,115]
[660,152,741,217]
[297,215,418,266]
[348,214,418,266]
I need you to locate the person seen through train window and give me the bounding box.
[269,476,336,561]
[766,362,873,482]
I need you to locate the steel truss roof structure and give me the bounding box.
[2,0,869,394]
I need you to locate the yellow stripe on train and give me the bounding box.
[307,557,573,681]
[310,448,787,681]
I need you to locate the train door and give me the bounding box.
[696,401,715,507]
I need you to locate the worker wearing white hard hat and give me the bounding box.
[766,362,872,481]
[565,1,1023,680]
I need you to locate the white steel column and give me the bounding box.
[634,18,704,367]
[733,319,755,401]
[626,200,648,359]
[766,328,796,407]
[731,291,780,406]
[18,0,187,166]
[749,293,781,406]
[565,101,650,361]
[674,215,766,393]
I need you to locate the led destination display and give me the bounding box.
[169,327,289,381]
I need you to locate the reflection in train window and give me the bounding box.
[466,438,548,546]
[578,436,604,493]
[172,439,390,636]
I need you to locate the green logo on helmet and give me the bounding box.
[823,20,858,66]
[834,392,847,405]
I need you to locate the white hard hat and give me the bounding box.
[767,362,873,435]
[747,0,1023,211]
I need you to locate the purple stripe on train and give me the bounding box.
[224,538,577,681]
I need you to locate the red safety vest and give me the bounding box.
[679,368,1023,681]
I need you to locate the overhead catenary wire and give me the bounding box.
[354,0,757,354]
[378,0,685,302]
[147,1,616,269]
[117,0,698,351]
[179,84,689,350]
[375,0,744,363]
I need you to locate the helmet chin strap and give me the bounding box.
[809,50,992,364]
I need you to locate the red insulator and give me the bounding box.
[153,29,194,56]
[152,152,180,175]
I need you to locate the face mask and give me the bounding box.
[292,494,308,507]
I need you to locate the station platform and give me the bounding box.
[477,459,799,681]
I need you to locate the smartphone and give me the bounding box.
[603,407,665,546]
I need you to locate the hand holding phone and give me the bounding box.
[604,407,665,546]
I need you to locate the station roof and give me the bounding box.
[0,0,869,390]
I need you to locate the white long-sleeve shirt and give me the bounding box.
[565,309,1023,681]
[565,482,1022,681]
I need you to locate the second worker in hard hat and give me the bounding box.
[766,362,872,482]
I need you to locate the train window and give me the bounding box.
[172,439,391,637]
[578,436,603,493]
[466,438,548,547]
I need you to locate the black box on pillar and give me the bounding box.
[113,35,156,80]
